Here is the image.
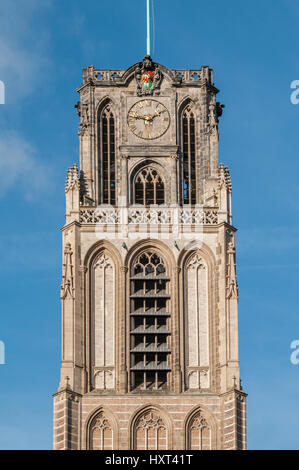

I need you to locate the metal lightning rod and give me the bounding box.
[147,0,151,56]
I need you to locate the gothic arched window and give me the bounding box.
[181,104,196,205]
[134,167,165,205]
[90,411,113,450]
[184,253,209,390]
[93,253,115,391]
[130,251,171,391]
[187,413,211,450]
[99,104,115,205]
[134,409,168,450]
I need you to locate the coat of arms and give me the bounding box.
[135,55,162,96]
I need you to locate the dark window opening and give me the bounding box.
[182,105,196,205]
[99,104,116,205]
[130,251,171,391]
[134,167,165,206]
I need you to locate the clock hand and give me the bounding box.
[130,111,155,122]
[149,110,162,120]
[143,110,163,121]
[129,111,145,120]
[138,114,153,122]
[139,114,153,121]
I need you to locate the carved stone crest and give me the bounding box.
[135,55,162,96]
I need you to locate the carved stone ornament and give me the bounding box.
[207,101,225,137]
[237,394,245,403]
[218,163,232,193]
[216,102,225,118]
[61,243,74,299]
[190,415,209,431]
[226,240,239,299]
[209,103,217,127]
[65,163,80,194]
[135,55,162,96]
[136,410,166,431]
[58,375,72,392]
[187,252,206,271]
[75,101,90,135]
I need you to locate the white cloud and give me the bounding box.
[0,43,48,102]
[0,0,52,102]
[0,2,54,198]
[0,131,51,199]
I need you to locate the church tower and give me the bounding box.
[53,55,247,450]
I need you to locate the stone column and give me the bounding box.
[170,154,179,205]
[217,223,228,394]
[221,389,247,450]
[172,266,182,393]
[120,153,129,207]
[226,231,240,389]
[53,380,81,450]
[60,222,83,394]
[77,84,95,202]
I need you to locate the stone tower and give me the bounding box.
[53,56,247,450]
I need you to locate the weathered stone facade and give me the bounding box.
[53,56,247,450]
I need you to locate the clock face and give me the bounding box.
[127,99,170,140]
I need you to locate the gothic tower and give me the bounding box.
[53,56,247,450]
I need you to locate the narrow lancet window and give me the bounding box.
[182,104,196,204]
[100,104,115,205]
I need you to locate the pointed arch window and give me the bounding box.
[90,411,113,450]
[130,251,171,391]
[99,104,115,205]
[187,413,211,450]
[134,409,168,450]
[134,167,165,205]
[184,252,209,390]
[93,253,115,391]
[181,104,196,205]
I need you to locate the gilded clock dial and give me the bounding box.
[127,99,170,140]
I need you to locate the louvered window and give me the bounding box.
[130,251,171,391]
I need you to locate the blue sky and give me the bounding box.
[0,0,299,450]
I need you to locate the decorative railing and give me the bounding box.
[180,209,218,225]
[82,67,211,86]
[79,207,218,225]
[79,208,120,224]
[128,208,172,225]
[93,70,124,82]
[173,70,203,82]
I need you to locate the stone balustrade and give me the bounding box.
[79,206,218,226]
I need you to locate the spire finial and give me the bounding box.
[146,0,151,56]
